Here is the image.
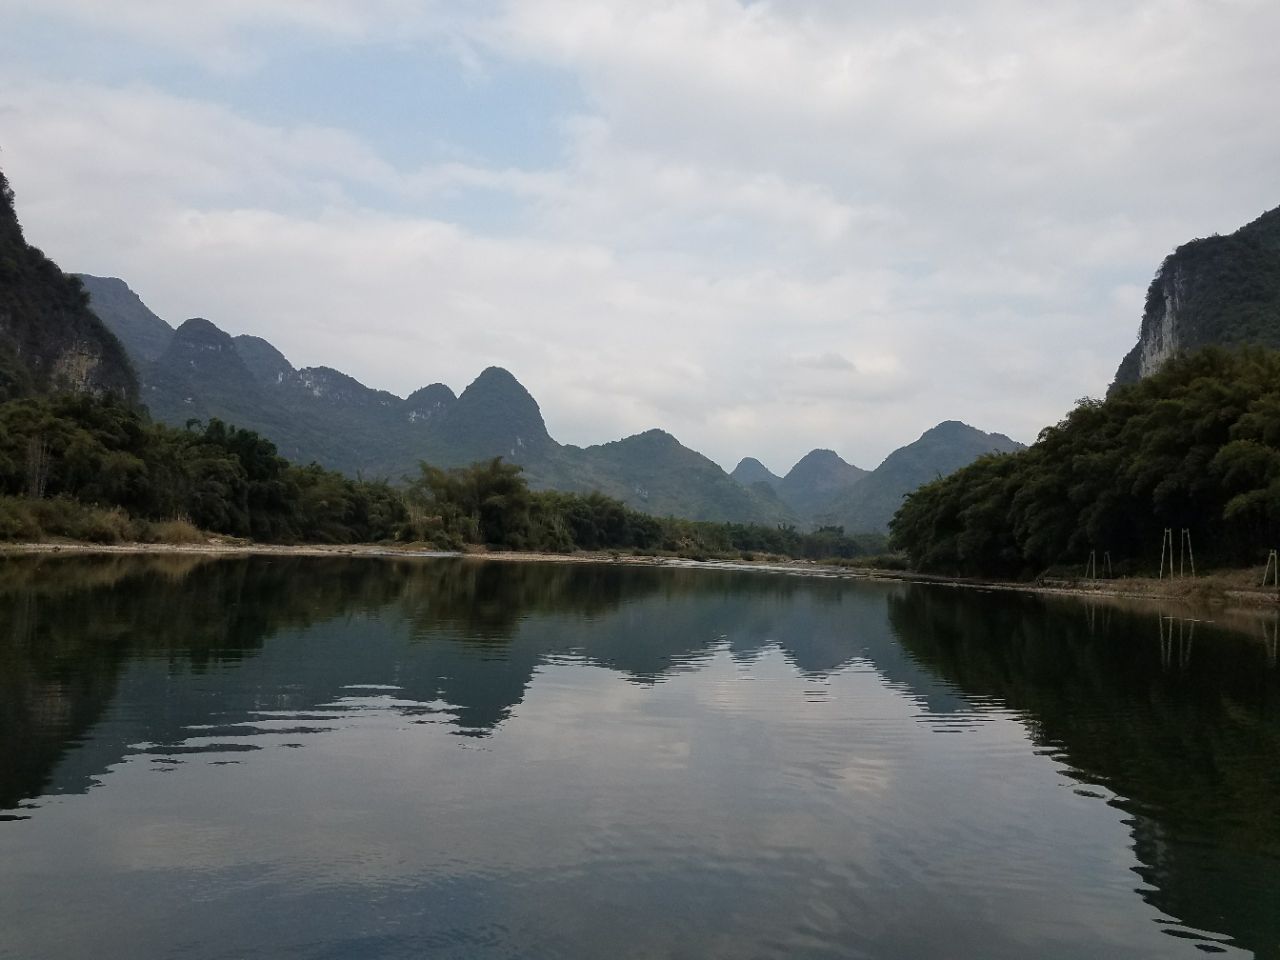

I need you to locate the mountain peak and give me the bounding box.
[918,420,1017,447]
[442,367,551,459]
[173,317,231,345]
[772,447,867,519]
[731,456,780,488]
[787,448,855,474]
[470,366,523,391]
[77,273,175,364]
[234,335,295,385]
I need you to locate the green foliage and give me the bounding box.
[890,347,1280,577]
[1114,205,1280,386]
[0,394,405,544]
[0,390,880,561]
[405,458,879,560]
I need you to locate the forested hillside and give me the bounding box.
[79,276,790,525]
[821,422,1023,534]
[0,172,135,402]
[891,348,1280,577]
[1113,205,1280,387]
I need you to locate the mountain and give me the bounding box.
[80,275,789,524]
[821,421,1024,534]
[730,457,781,488]
[435,366,555,465]
[0,170,135,402]
[776,449,867,519]
[559,430,795,523]
[74,274,173,363]
[1112,204,1280,388]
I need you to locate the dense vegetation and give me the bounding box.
[1113,205,1280,386]
[0,392,885,560]
[890,348,1280,577]
[821,421,1024,534]
[403,457,884,559]
[0,394,404,543]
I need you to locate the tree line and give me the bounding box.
[890,347,1280,578]
[0,391,885,560]
[402,458,884,559]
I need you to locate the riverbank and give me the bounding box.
[4,537,1278,610]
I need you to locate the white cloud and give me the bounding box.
[1,0,1278,472]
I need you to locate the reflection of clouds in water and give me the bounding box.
[2,558,1272,959]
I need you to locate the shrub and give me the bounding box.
[149,518,206,545]
[0,497,41,540]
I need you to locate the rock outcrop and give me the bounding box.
[1113,205,1280,389]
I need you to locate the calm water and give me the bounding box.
[1,556,1278,959]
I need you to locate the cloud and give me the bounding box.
[0,0,1278,472]
[790,353,856,373]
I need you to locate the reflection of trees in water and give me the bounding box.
[887,585,1280,956]
[1,558,907,812]
[398,559,660,642]
[0,555,413,811]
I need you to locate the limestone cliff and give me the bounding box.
[1113,205,1280,389]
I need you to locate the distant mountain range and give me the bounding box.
[76,272,1029,533]
[77,275,793,525]
[0,154,1030,534]
[14,162,1280,535]
[730,423,1023,534]
[1113,204,1280,388]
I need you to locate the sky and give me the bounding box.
[1,1,1277,474]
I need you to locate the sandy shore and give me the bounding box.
[4,537,1278,612]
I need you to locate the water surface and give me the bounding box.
[1,555,1277,959]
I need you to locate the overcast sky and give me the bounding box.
[1,1,1277,473]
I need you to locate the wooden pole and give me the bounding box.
[1159,528,1174,579]
[1182,529,1196,578]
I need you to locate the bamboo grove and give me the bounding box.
[889,348,1280,577]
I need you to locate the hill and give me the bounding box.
[775,448,867,518]
[1112,205,1280,387]
[820,421,1025,534]
[0,170,135,402]
[730,457,781,488]
[80,276,789,524]
[894,348,1280,577]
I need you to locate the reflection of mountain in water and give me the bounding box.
[886,585,1280,958]
[1,556,965,814]
[6,557,1279,954]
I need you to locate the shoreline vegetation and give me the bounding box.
[5,350,1280,618]
[5,536,1278,614]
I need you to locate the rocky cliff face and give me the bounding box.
[0,169,136,402]
[1113,205,1280,388]
[1135,263,1184,378]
